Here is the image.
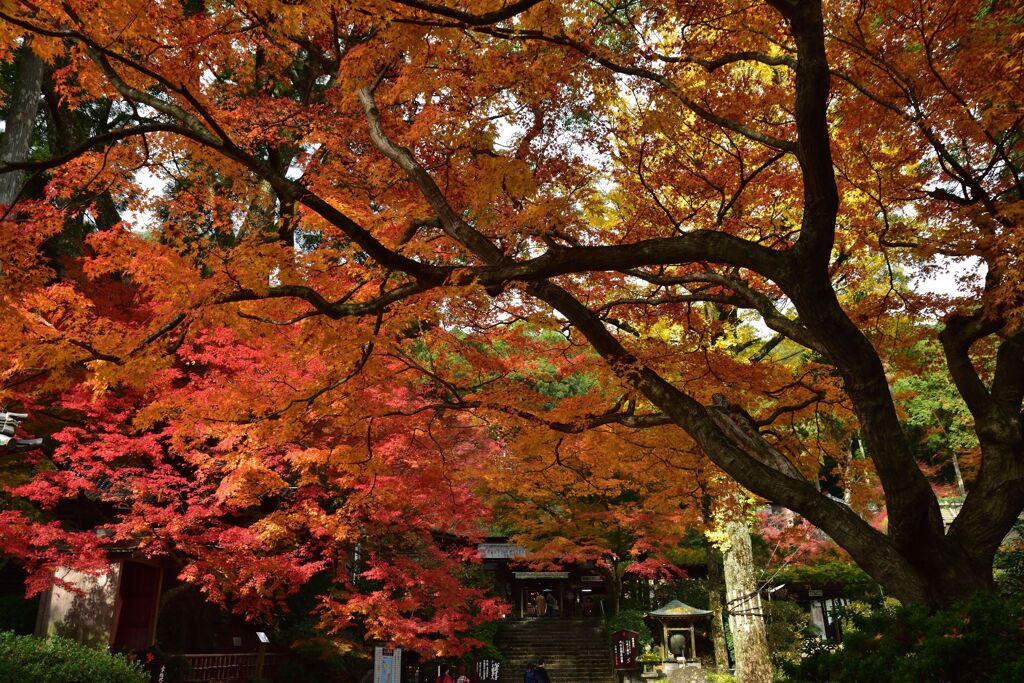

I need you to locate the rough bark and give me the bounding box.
[722,519,772,683]
[0,42,44,205]
[705,541,730,673]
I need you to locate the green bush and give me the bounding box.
[770,561,880,603]
[606,609,653,648]
[705,673,736,683]
[764,599,810,669]
[779,592,1024,682]
[0,631,147,683]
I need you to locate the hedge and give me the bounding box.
[0,631,148,683]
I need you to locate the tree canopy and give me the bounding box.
[0,0,1022,647]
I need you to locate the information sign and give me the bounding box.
[375,646,402,683]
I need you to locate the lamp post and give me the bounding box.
[0,411,42,448]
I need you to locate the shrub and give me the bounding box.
[779,592,1024,683]
[606,609,653,648]
[705,673,736,683]
[0,631,148,683]
[764,599,810,669]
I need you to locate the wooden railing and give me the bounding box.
[181,653,284,682]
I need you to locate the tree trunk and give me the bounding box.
[722,519,772,683]
[706,541,731,673]
[0,42,45,206]
[604,568,623,616]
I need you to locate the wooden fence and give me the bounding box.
[181,653,285,682]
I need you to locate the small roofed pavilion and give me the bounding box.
[647,599,713,665]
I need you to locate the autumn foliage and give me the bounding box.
[0,0,1022,651]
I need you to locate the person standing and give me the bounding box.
[544,591,556,617]
[534,659,551,683]
[533,591,546,618]
[582,594,593,616]
[524,662,537,683]
[455,668,470,683]
[434,667,453,683]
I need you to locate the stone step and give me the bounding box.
[494,618,617,683]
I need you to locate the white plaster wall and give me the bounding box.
[37,563,122,647]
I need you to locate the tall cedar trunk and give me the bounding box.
[706,541,731,673]
[0,42,44,206]
[604,570,622,616]
[722,520,772,683]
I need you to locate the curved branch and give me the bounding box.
[939,312,1000,419]
[359,80,504,264]
[0,17,444,282]
[390,0,543,26]
[353,68,908,593]
[217,281,432,319]
[445,400,673,434]
[767,0,839,267]
[524,278,928,603]
[473,236,789,287]
[0,124,183,176]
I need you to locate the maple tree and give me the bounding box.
[0,0,1021,630]
[479,400,696,613]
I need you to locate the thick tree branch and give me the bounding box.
[657,51,797,71]
[525,279,928,603]
[991,332,1024,416]
[218,282,432,319]
[472,237,789,288]
[742,1,951,577]
[938,313,1000,419]
[595,294,744,313]
[0,124,184,176]
[766,0,839,268]
[359,80,505,264]
[443,400,673,434]
[390,0,543,26]
[354,78,926,599]
[619,271,828,356]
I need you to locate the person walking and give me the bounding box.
[534,659,550,683]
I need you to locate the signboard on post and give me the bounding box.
[375,646,402,683]
[612,629,640,670]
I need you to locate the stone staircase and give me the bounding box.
[494,617,617,683]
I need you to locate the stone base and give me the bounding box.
[666,666,708,683]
